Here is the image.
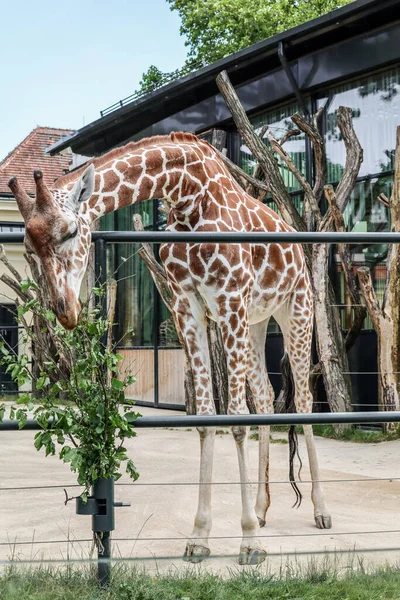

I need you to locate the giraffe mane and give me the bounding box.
[54,133,206,190]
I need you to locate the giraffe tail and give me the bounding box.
[279,351,303,508]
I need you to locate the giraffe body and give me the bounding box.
[9,132,331,564]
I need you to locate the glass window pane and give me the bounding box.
[343,176,392,233]
[111,201,155,348]
[156,200,180,347]
[318,66,400,181]
[239,101,306,193]
[335,176,392,330]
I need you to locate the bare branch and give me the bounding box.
[246,125,269,197]
[279,128,301,146]
[378,193,390,208]
[334,106,364,212]
[216,69,305,232]
[158,200,170,215]
[132,214,171,310]
[216,150,269,195]
[320,107,363,232]
[358,267,383,328]
[211,129,227,152]
[324,185,366,350]
[0,274,30,303]
[265,127,321,228]
[0,245,24,284]
[292,111,327,204]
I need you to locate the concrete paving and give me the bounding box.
[1,406,400,574]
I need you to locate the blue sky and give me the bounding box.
[0,0,187,160]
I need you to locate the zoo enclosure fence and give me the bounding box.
[0,231,400,584]
[0,230,397,410]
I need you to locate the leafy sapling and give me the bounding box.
[0,280,140,501]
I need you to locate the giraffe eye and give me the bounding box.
[65,226,78,241]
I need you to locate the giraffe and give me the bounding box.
[9,132,332,565]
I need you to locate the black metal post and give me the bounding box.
[98,532,111,586]
[278,42,310,120]
[75,477,130,587]
[94,237,108,321]
[92,477,114,587]
[153,200,160,408]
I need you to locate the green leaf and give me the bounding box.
[125,375,136,386]
[20,279,38,292]
[125,411,139,423]
[111,378,124,391]
[126,460,139,481]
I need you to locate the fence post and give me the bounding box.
[94,237,108,320]
[92,477,114,587]
[76,477,130,587]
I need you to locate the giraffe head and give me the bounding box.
[8,165,95,329]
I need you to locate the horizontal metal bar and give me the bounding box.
[91,231,400,244]
[1,231,400,244]
[2,546,400,565]
[2,476,400,492]
[133,411,400,427]
[3,528,400,546]
[2,411,400,431]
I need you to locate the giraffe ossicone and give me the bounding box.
[9,132,332,564]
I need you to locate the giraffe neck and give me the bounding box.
[58,136,220,223]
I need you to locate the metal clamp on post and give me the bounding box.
[76,478,131,586]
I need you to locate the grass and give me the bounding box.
[2,563,400,599]
[249,424,400,443]
[308,423,400,443]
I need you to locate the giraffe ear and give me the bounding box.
[69,164,95,212]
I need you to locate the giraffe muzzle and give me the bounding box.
[54,296,81,330]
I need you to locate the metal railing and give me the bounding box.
[99,60,205,118]
[1,229,399,586]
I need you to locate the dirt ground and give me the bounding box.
[1,406,400,574]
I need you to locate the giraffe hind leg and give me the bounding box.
[275,296,332,530]
[247,319,274,527]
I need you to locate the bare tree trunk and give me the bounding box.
[358,126,400,423]
[358,268,399,415]
[312,244,352,412]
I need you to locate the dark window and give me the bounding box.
[0,304,18,394]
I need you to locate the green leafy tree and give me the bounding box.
[169,0,352,65]
[137,0,352,94]
[0,282,139,501]
[137,65,165,94]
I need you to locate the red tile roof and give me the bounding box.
[0,126,75,195]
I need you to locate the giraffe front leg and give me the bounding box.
[219,302,266,565]
[232,425,267,565]
[173,296,216,563]
[183,426,215,563]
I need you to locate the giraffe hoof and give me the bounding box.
[257,517,266,528]
[315,515,332,529]
[183,543,210,563]
[238,547,267,565]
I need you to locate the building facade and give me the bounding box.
[48,0,399,410]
